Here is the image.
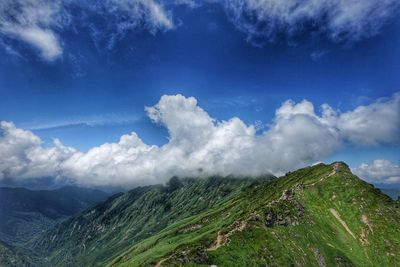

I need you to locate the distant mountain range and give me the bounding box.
[0,186,109,247]
[378,188,400,201]
[1,163,399,266]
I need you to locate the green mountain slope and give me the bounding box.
[0,240,39,267]
[32,176,272,266]
[108,162,400,267]
[0,186,108,246]
[3,162,399,267]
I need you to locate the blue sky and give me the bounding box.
[0,0,399,188]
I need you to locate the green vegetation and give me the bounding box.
[0,186,108,247]
[108,163,400,267]
[1,163,399,267]
[31,175,271,266]
[0,240,40,267]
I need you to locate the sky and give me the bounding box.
[0,0,399,189]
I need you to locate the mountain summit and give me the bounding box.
[1,163,399,266]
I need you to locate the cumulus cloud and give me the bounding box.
[336,93,400,145]
[353,159,400,184]
[222,0,400,44]
[0,121,76,179]
[1,93,399,188]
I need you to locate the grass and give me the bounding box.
[107,163,400,267]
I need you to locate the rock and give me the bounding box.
[249,213,262,222]
[177,254,187,263]
[193,249,208,264]
[177,224,202,234]
[313,248,326,267]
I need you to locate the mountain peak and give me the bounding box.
[2,163,399,267]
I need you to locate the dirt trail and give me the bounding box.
[206,221,247,251]
[310,163,341,186]
[155,256,170,267]
[361,215,373,232]
[329,208,356,239]
[206,231,226,251]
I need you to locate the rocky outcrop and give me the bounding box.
[313,248,326,267]
[176,224,202,234]
[265,186,304,227]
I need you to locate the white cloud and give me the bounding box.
[222,0,399,44]
[0,121,76,179]
[336,93,400,145]
[4,26,62,61]
[108,0,173,33]
[1,0,399,59]
[1,93,399,188]
[0,0,173,59]
[0,0,65,61]
[21,113,142,131]
[353,159,400,184]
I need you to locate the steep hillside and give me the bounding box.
[33,176,272,266]
[0,240,39,267]
[4,163,399,267]
[108,162,400,267]
[0,186,108,246]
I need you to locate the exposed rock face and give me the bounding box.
[265,186,304,227]
[173,248,209,265]
[313,248,326,267]
[177,224,202,234]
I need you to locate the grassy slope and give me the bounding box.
[33,176,271,266]
[0,240,40,267]
[0,186,108,247]
[108,163,400,267]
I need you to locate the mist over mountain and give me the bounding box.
[0,186,108,247]
[0,0,399,266]
[0,163,398,266]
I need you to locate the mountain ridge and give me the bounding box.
[107,162,400,266]
[1,163,399,266]
[0,186,109,247]
[31,175,274,266]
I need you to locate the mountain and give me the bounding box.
[32,175,272,266]
[2,162,400,266]
[0,186,109,247]
[103,162,400,267]
[0,240,39,267]
[379,188,400,201]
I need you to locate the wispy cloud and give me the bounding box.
[21,113,142,131]
[0,0,173,60]
[2,0,399,60]
[222,0,400,45]
[0,0,68,61]
[310,50,328,62]
[206,95,258,109]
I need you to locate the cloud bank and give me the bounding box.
[1,93,399,188]
[353,160,400,184]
